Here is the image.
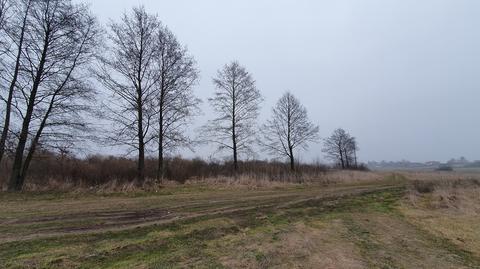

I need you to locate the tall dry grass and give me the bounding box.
[0,149,336,191]
[401,171,480,182]
[407,176,480,214]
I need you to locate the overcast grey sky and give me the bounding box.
[83,0,480,162]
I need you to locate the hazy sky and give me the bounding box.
[82,0,480,163]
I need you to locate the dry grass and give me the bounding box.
[316,170,389,185]
[406,177,480,213]
[2,176,479,268]
[216,220,366,269]
[13,170,390,193]
[184,176,300,190]
[401,170,480,182]
[184,170,388,190]
[400,175,480,257]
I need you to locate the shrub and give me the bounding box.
[0,150,329,189]
[412,180,436,193]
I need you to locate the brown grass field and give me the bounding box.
[1,171,480,268]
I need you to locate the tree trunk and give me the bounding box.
[232,92,238,174]
[136,83,145,183]
[20,121,45,183]
[137,107,145,183]
[232,138,238,173]
[339,146,345,169]
[0,0,31,165]
[20,94,56,183]
[136,41,145,183]
[8,29,50,192]
[157,113,164,182]
[287,97,294,172]
[289,148,295,172]
[354,148,358,168]
[344,149,350,169]
[157,145,164,182]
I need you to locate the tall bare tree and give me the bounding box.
[344,136,359,168]
[7,0,100,191]
[153,26,200,181]
[0,0,8,159]
[0,0,8,31]
[0,0,32,166]
[96,6,160,183]
[322,128,359,169]
[261,92,319,171]
[202,61,262,172]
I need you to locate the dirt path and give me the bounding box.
[0,183,396,243]
[1,180,479,269]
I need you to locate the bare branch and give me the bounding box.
[95,6,161,182]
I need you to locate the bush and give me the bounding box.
[435,166,454,172]
[0,150,329,188]
[412,180,436,194]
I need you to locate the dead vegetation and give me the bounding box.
[5,169,387,193]
[401,175,480,258]
[0,151,335,191]
[2,174,480,268]
[407,177,480,213]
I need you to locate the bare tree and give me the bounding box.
[96,6,160,183]
[0,0,8,30]
[322,128,359,169]
[344,136,358,168]
[0,0,32,166]
[261,92,319,171]
[153,25,200,181]
[202,61,262,172]
[7,0,100,191]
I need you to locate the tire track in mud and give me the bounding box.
[0,183,401,243]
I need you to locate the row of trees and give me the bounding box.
[0,1,359,191]
[0,0,100,191]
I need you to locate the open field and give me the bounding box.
[1,172,480,268]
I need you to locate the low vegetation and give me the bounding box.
[0,171,479,268]
[0,151,333,191]
[402,176,480,258]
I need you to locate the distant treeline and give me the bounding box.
[368,157,480,171]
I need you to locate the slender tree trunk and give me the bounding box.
[8,30,50,191]
[136,67,145,183]
[157,142,164,181]
[136,38,145,183]
[20,93,56,182]
[232,132,238,173]
[287,98,294,172]
[157,110,164,182]
[289,148,295,172]
[354,148,358,168]
[232,86,238,174]
[0,0,31,165]
[339,146,345,169]
[137,102,145,183]
[20,114,46,181]
[344,149,350,169]
[157,63,166,182]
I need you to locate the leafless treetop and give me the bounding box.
[261,92,319,170]
[202,61,263,168]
